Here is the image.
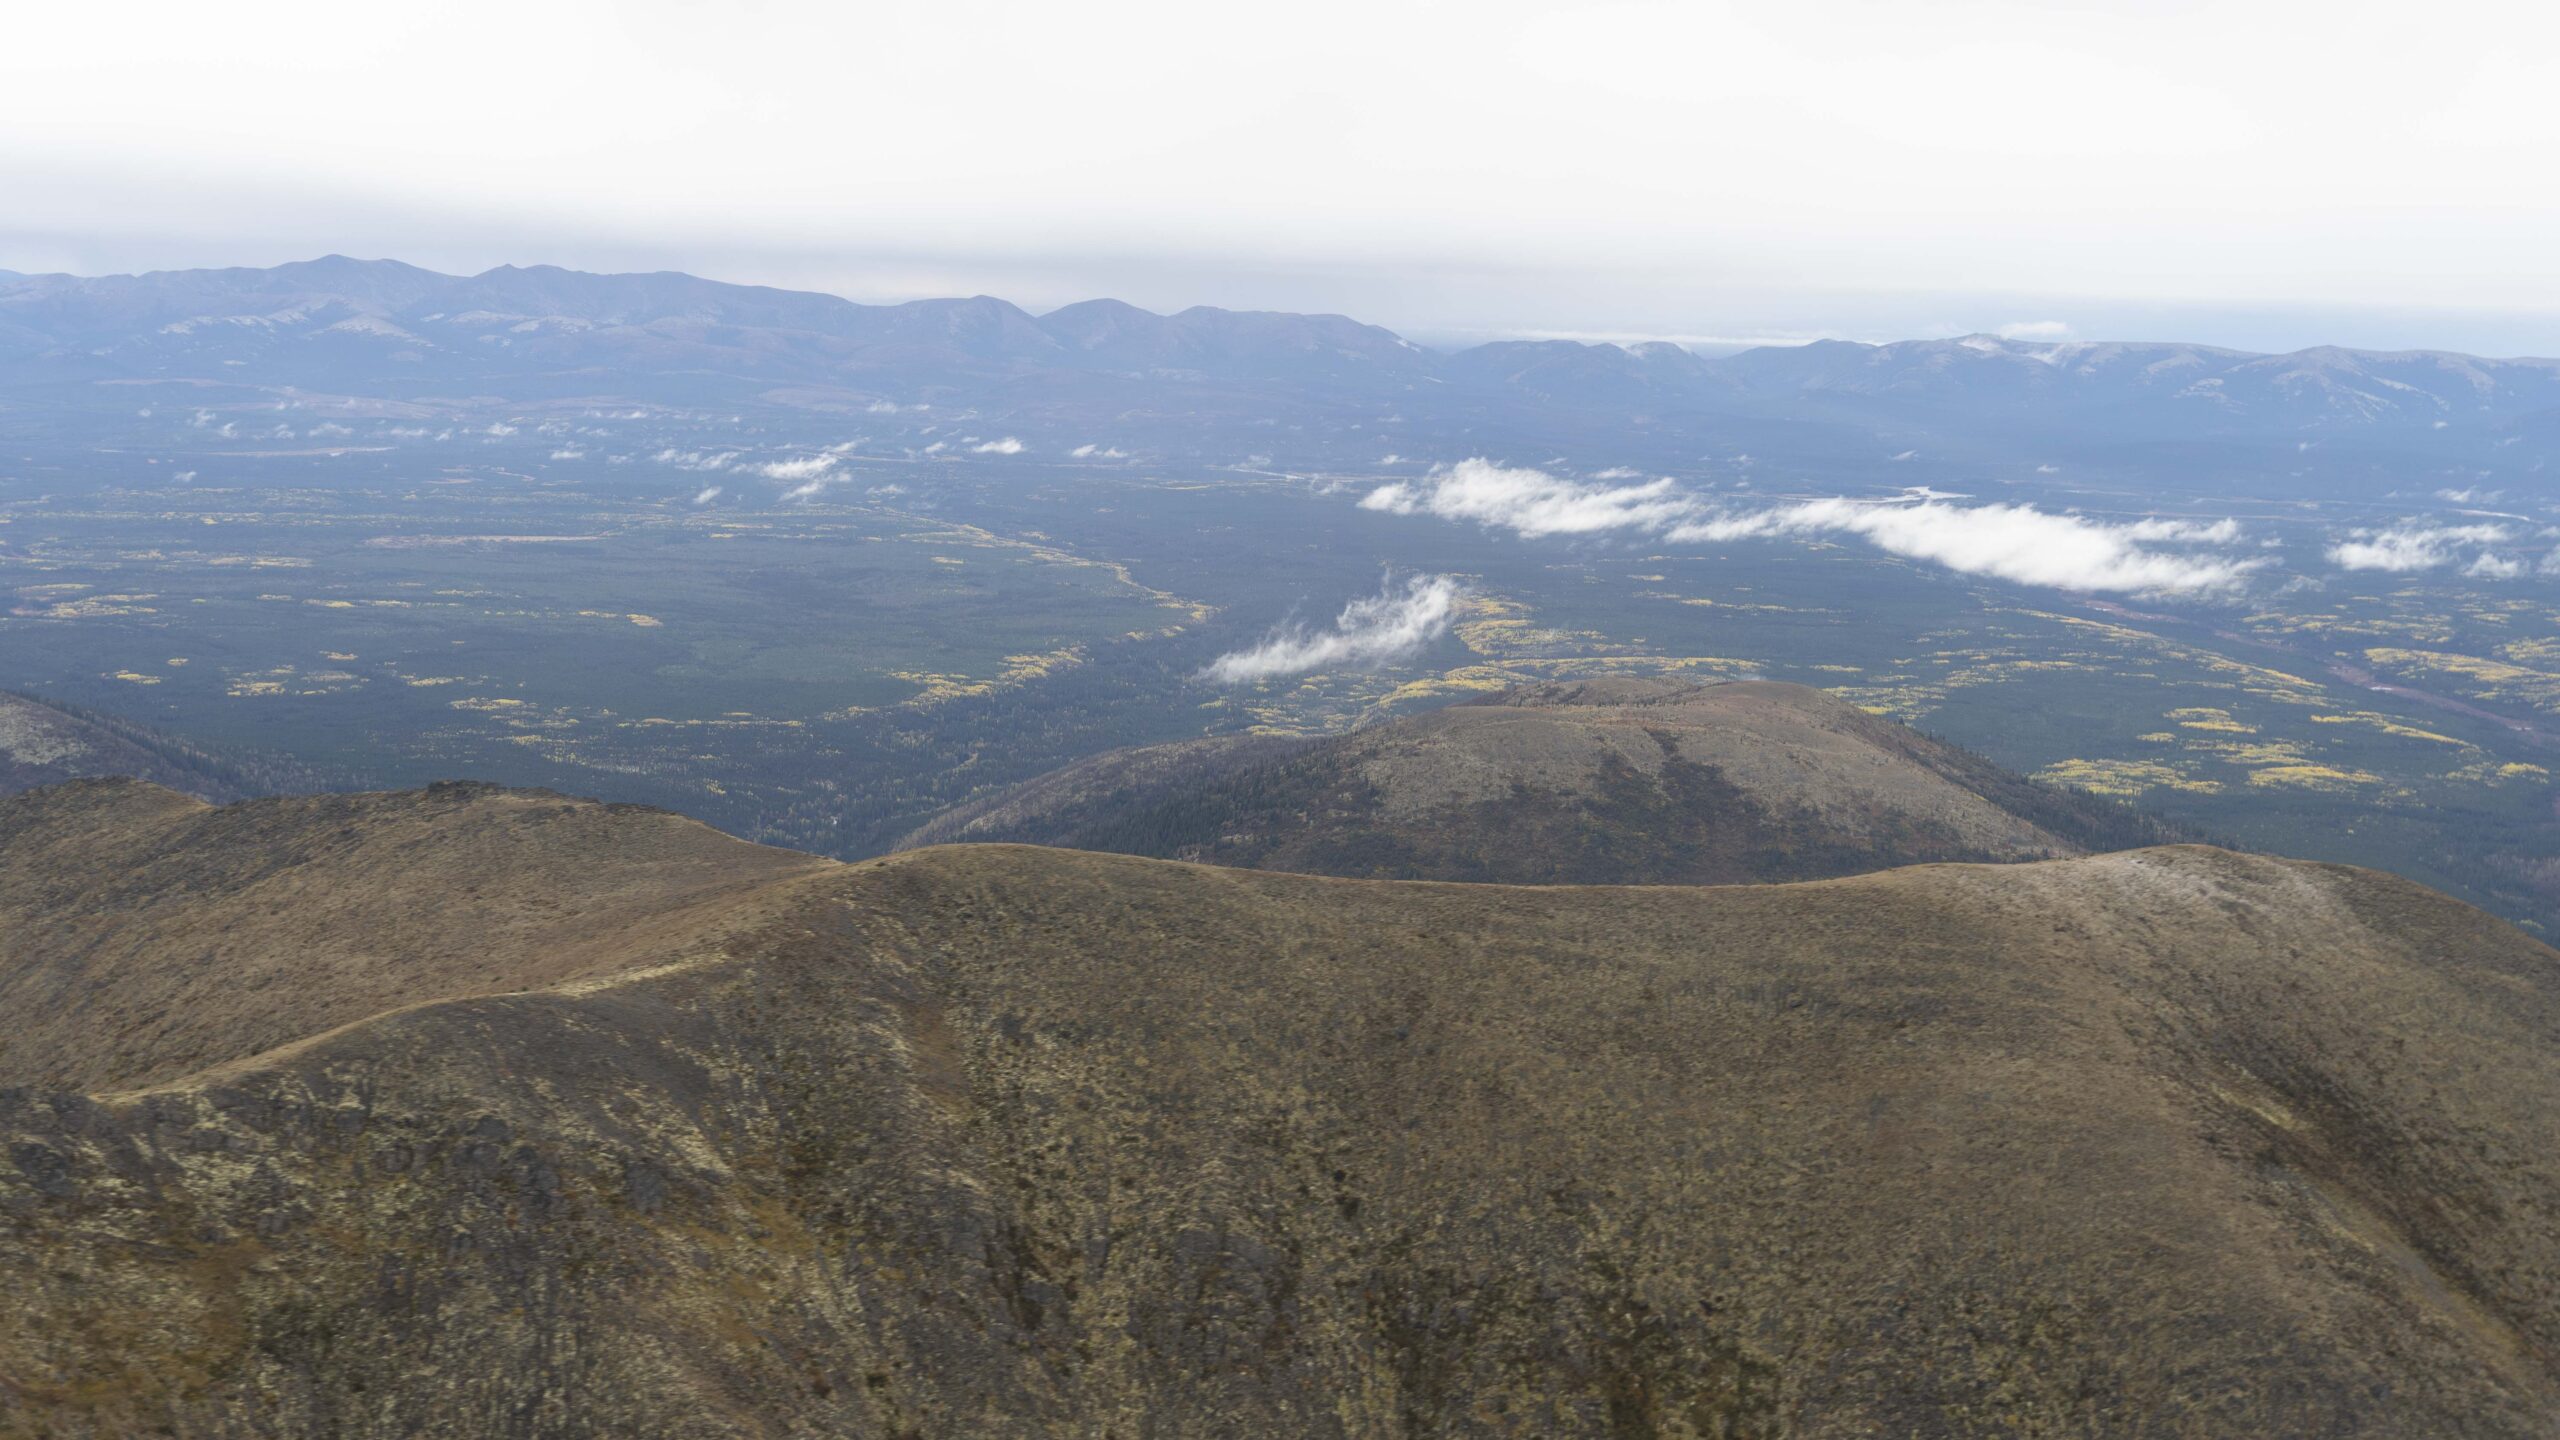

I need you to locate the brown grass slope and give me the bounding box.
[2,783,2557,1437]
[897,678,2190,883]
[0,778,831,1092]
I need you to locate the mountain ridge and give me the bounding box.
[9,256,2558,436]
[897,678,2195,882]
[2,776,2556,1435]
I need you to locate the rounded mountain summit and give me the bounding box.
[899,677,2188,883]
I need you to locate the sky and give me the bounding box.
[7,0,2560,354]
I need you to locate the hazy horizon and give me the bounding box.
[9,246,2560,360]
[10,0,2560,358]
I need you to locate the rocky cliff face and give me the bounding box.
[3,781,2555,1436]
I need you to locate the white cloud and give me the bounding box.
[2466,552,2526,579]
[691,485,722,505]
[2436,486,2502,504]
[653,448,736,472]
[1362,458,1698,538]
[484,422,518,437]
[1996,320,2072,341]
[1674,499,2260,593]
[2326,523,2511,572]
[1072,443,1129,459]
[1204,574,1463,683]
[1356,457,2252,594]
[2123,517,2240,543]
[759,455,839,482]
[549,446,585,460]
[972,437,1025,454]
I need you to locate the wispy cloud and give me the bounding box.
[759,455,839,482]
[2326,523,2511,573]
[690,485,722,505]
[653,448,737,472]
[1357,458,2254,594]
[1363,459,1696,538]
[1675,500,2260,592]
[972,437,1025,455]
[1071,443,1129,459]
[2123,517,2240,542]
[1204,574,1464,683]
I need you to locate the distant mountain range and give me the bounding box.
[8,256,2560,448]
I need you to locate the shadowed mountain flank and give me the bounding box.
[899,678,2191,882]
[2,782,2557,1435]
[0,690,321,804]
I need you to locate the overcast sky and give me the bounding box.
[8,0,2559,352]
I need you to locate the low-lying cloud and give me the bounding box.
[1204,574,1464,683]
[759,455,839,482]
[654,448,737,472]
[972,437,1025,455]
[2326,523,2512,573]
[1357,459,2256,594]
[1362,459,1695,538]
[1677,500,2263,592]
